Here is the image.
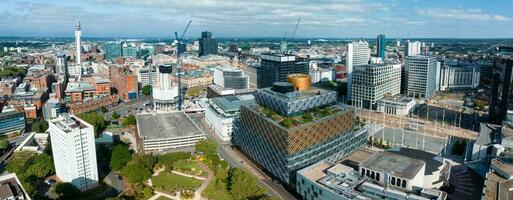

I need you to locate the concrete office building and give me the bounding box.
[346,41,371,100]
[405,56,438,99]
[199,31,218,56]
[153,64,179,111]
[488,47,513,124]
[104,42,123,61]
[256,53,309,88]
[439,61,480,91]
[376,34,386,60]
[136,112,205,152]
[351,64,401,110]
[213,67,249,90]
[55,54,67,75]
[48,114,99,190]
[0,109,25,135]
[406,41,422,57]
[233,76,367,185]
[138,67,157,87]
[309,66,334,83]
[75,22,82,65]
[122,46,138,58]
[205,95,254,142]
[244,63,258,88]
[296,148,449,200]
[42,98,62,121]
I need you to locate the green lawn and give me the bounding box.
[156,196,172,200]
[152,172,203,193]
[172,160,207,177]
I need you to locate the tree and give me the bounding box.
[123,114,137,126]
[55,182,80,199]
[31,119,49,133]
[228,168,267,200]
[6,151,36,175]
[77,112,106,136]
[131,154,156,170]
[0,139,9,150]
[27,154,54,178]
[110,144,131,171]
[111,112,120,120]
[142,85,152,96]
[100,106,108,113]
[122,163,152,183]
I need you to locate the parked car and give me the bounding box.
[44,179,56,185]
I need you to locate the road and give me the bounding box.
[105,96,150,118]
[189,115,296,200]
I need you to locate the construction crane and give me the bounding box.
[280,17,301,53]
[174,20,192,111]
[291,17,301,40]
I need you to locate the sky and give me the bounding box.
[1,0,513,38]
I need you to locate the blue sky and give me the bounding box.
[1,0,513,38]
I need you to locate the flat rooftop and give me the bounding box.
[360,151,426,179]
[338,148,376,170]
[387,147,443,176]
[301,161,331,182]
[137,112,204,140]
[379,95,415,104]
[211,95,254,113]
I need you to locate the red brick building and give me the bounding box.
[109,65,138,101]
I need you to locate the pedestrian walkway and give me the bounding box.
[147,191,180,200]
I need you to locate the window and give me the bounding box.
[361,169,365,176]
[370,171,375,179]
[402,180,406,188]
[366,170,370,177]
[396,178,401,187]
[391,177,395,185]
[376,173,380,181]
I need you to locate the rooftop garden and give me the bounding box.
[256,106,342,129]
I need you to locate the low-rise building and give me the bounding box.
[483,158,513,200]
[0,107,25,135]
[206,84,255,98]
[136,112,206,152]
[0,173,31,200]
[205,95,254,142]
[296,148,449,200]
[439,61,480,91]
[376,95,416,116]
[15,132,49,153]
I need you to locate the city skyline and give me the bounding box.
[1,0,513,38]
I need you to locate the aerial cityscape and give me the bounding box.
[0,0,513,200]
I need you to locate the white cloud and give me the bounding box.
[416,8,513,22]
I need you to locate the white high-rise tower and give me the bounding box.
[75,21,82,64]
[48,114,99,190]
[346,41,370,101]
